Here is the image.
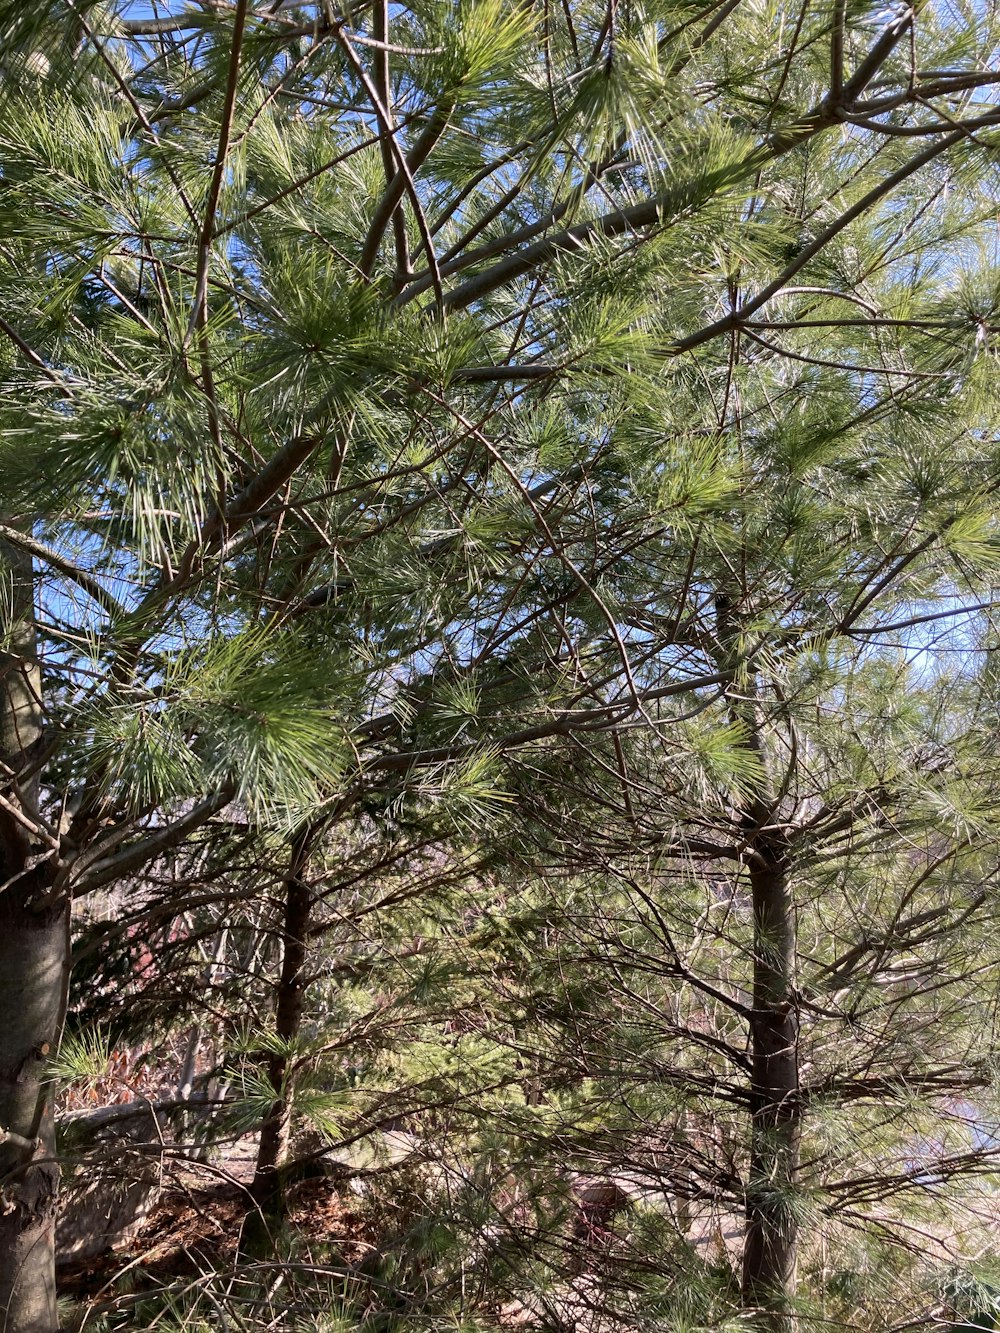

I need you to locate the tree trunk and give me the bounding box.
[714,592,802,1332]
[250,829,313,1212]
[0,542,65,1333]
[742,833,800,1333]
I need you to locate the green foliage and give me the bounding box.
[0,0,997,1329]
[49,1027,115,1091]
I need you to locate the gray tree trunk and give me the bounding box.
[0,542,66,1333]
[251,828,314,1211]
[742,832,800,1333]
[714,595,801,1331]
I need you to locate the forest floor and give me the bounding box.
[58,1161,372,1311]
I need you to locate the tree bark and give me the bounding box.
[742,832,800,1333]
[714,591,802,1331]
[250,828,313,1212]
[0,542,65,1333]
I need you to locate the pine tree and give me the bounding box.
[0,1,998,1328]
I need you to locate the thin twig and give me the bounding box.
[185,0,251,346]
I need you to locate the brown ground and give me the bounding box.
[57,1167,370,1305]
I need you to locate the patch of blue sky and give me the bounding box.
[847,590,1000,688]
